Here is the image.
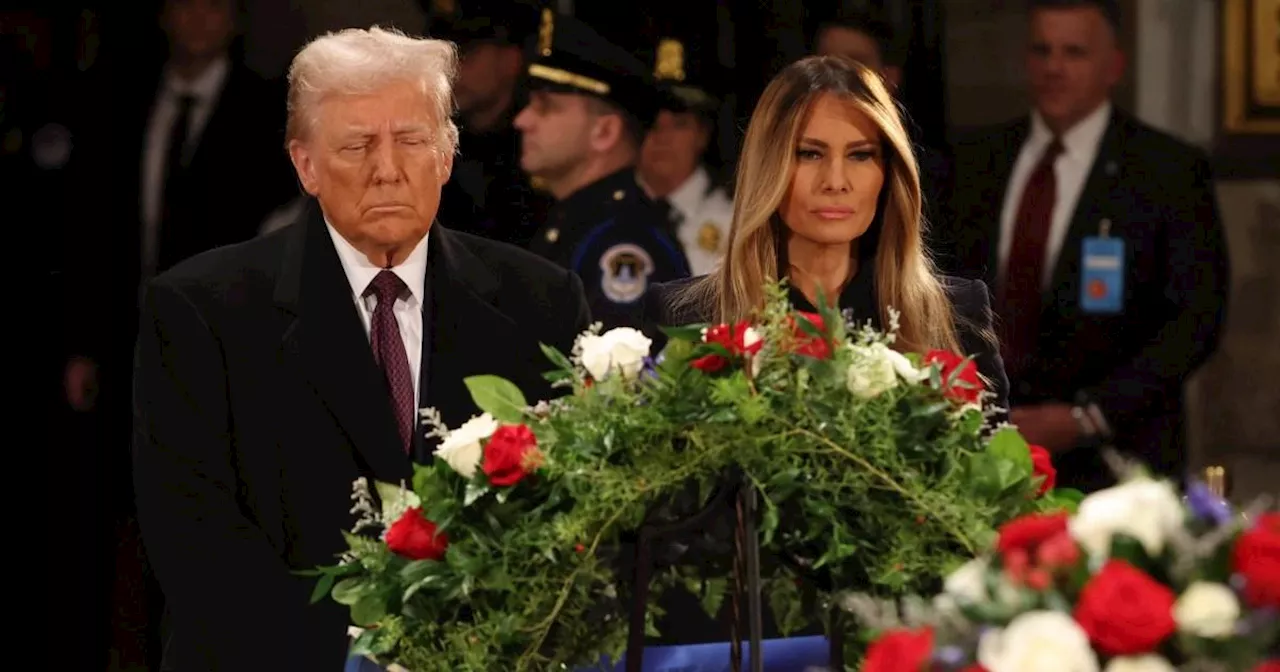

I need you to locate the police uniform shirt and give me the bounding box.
[660,165,733,276]
[529,168,691,331]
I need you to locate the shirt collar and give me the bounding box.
[1029,100,1112,162]
[325,218,429,306]
[164,55,230,104]
[667,166,711,218]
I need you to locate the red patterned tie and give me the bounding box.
[366,270,414,454]
[998,138,1063,382]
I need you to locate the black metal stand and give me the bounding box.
[625,476,740,672]
[740,487,764,672]
[623,474,767,672]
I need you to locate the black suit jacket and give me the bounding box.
[132,203,590,671]
[944,107,1229,489]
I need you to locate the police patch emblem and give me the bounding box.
[599,243,655,304]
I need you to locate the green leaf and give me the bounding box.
[351,593,387,626]
[660,324,707,343]
[309,572,337,604]
[1109,533,1152,568]
[463,375,527,423]
[464,482,489,507]
[539,342,575,372]
[332,577,368,606]
[760,495,781,546]
[987,428,1032,471]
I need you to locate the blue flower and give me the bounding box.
[641,356,660,380]
[932,645,967,668]
[1184,481,1233,525]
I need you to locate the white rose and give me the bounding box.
[1069,478,1184,558]
[846,343,906,398]
[978,610,1099,672]
[1173,581,1240,639]
[1103,655,1177,672]
[943,558,989,604]
[942,557,1022,608]
[433,413,499,478]
[579,327,652,381]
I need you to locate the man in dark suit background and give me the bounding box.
[132,26,590,670]
[946,0,1228,492]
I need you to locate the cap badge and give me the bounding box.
[655,38,686,82]
[538,9,554,57]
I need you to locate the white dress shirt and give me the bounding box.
[997,101,1112,287]
[140,56,230,277]
[663,166,735,276]
[326,222,429,409]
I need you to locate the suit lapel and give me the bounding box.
[422,228,521,446]
[275,203,412,483]
[1044,111,1126,308]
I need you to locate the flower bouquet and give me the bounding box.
[849,466,1279,672]
[305,283,1079,671]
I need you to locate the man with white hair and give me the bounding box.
[131,27,590,670]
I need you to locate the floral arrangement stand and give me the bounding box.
[623,469,764,672]
[305,283,1075,672]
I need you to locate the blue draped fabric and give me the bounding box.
[345,636,830,672]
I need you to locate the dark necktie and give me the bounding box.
[157,94,198,273]
[998,137,1063,382]
[365,271,414,454]
[653,197,682,237]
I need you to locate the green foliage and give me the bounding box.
[315,281,1054,671]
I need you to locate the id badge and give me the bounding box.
[1080,235,1125,314]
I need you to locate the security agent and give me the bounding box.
[514,9,691,331]
[639,34,735,276]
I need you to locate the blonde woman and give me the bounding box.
[647,55,1008,410]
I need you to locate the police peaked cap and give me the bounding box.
[524,9,660,127]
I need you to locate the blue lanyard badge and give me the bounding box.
[1079,219,1125,314]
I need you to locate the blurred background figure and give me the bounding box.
[428,0,551,247]
[516,10,690,331]
[946,0,1229,493]
[813,7,953,244]
[638,32,734,276]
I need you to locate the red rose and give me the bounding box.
[1233,512,1280,608]
[1074,560,1176,656]
[384,507,449,561]
[923,349,983,404]
[1252,661,1280,672]
[691,321,761,372]
[863,627,934,672]
[483,424,541,487]
[790,312,831,359]
[997,512,1069,557]
[1029,444,1056,497]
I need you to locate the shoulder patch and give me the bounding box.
[598,243,655,304]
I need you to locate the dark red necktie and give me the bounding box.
[998,138,1063,382]
[365,270,414,454]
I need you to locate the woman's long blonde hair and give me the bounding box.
[678,55,961,354]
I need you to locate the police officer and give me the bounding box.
[638,33,734,276]
[515,9,691,331]
[428,0,552,248]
